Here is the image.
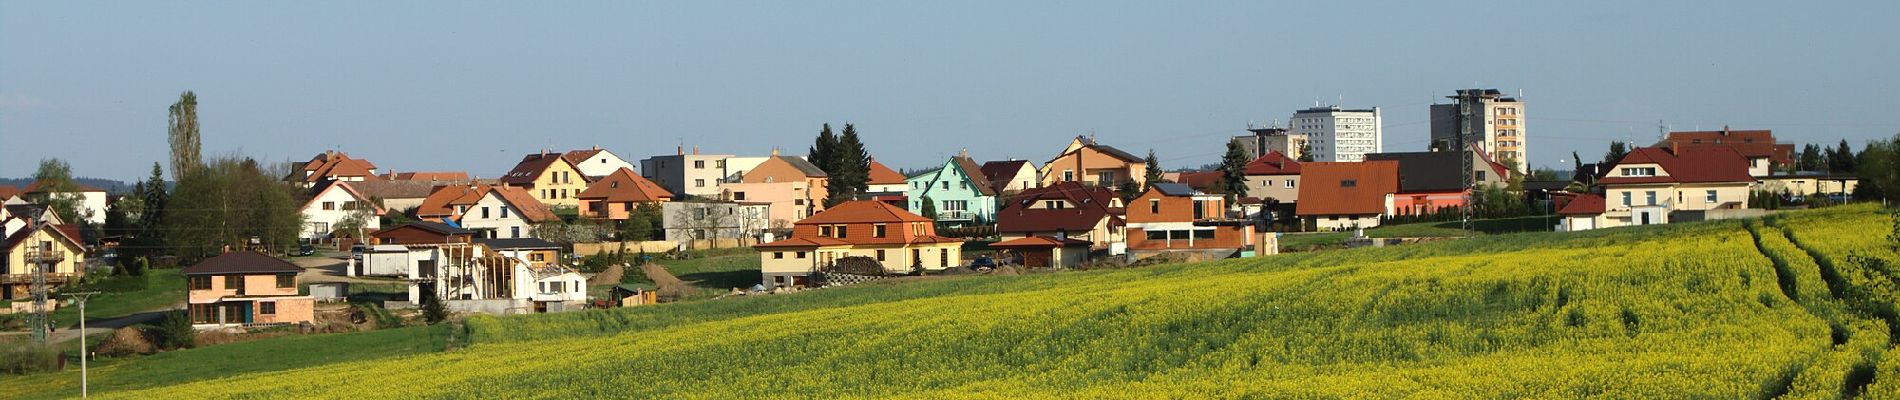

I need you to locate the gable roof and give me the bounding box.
[2,221,85,251]
[1295,161,1400,216]
[1048,136,1144,166]
[1173,171,1223,192]
[500,152,579,185]
[299,151,380,183]
[182,251,302,276]
[997,182,1123,233]
[350,180,449,201]
[577,167,674,203]
[781,156,829,178]
[0,185,18,200]
[796,200,933,225]
[416,184,557,222]
[1365,151,1465,193]
[561,149,606,165]
[21,181,106,193]
[1597,146,1757,185]
[1243,151,1302,175]
[1663,129,1794,165]
[489,185,560,223]
[301,180,388,215]
[989,236,1094,248]
[384,171,469,181]
[978,160,1033,191]
[867,160,907,185]
[374,221,474,237]
[952,156,998,196]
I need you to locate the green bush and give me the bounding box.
[0,342,62,375]
[420,290,447,325]
[154,311,195,350]
[128,257,148,277]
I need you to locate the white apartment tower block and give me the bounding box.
[1290,106,1382,162]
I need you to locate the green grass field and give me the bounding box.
[8,205,1900,398]
[43,268,185,325]
[618,247,762,300]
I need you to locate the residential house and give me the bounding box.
[500,151,588,208]
[562,146,637,180]
[1364,144,1511,216]
[980,160,1039,195]
[1037,136,1148,187]
[372,221,476,245]
[662,201,772,247]
[1556,194,1609,232]
[20,181,109,224]
[1,206,84,299]
[990,236,1094,269]
[996,182,1125,251]
[1295,161,1401,230]
[0,186,21,204]
[414,184,558,239]
[350,179,454,213]
[718,155,777,182]
[577,167,674,220]
[1660,127,1795,173]
[1124,183,1254,261]
[299,180,386,241]
[640,147,735,198]
[1241,151,1303,210]
[864,158,909,199]
[403,240,586,313]
[183,252,314,328]
[1233,126,1308,161]
[292,151,379,188]
[905,154,997,225]
[1566,145,1756,229]
[1756,172,1860,198]
[722,152,829,228]
[477,237,562,269]
[753,200,963,289]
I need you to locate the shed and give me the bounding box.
[990,236,1093,269]
[310,282,350,302]
[356,244,413,277]
[613,283,658,307]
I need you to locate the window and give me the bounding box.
[1150,199,1160,214]
[531,252,546,261]
[795,199,805,205]
[224,275,241,290]
[511,226,521,238]
[322,201,336,210]
[837,226,849,238]
[1646,191,1657,205]
[716,160,726,168]
[695,179,706,187]
[774,252,784,259]
[876,249,886,261]
[1476,171,1487,182]
[1285,180,1295,189]
[501,206,511,218]
[260,302,276,315]
[1193,200,1205,220]
[1046,200,1065,209]
[874,224,887,238]
[1193,229,1215,239]
[1622,192,1631,206]
[1621,167,1657,177]
[1706,190,1718,203]
[190,276,213,290]
[1147,230,1168,240]
[190,304,216,324]
[734,192,747,201]
[959,181,967,189]
[941,181,949,190]
[694,160,706,169]
[1063,170,1075,181]
[943,200,968,211]
[796,251,807,259]
[276,274,294,288]
[941,251,948,267]
[820,225,833,237]
[1340,179,1357,188]
[481,207,490,219]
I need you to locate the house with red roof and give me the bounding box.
[979,160,1039,194]
[1242,151,1304,204]
[293,151,381,188]
[298,180,387,240]
[1124,183,1255,261]
[577,167,674,221]
[1295,161,1401,230]
[1,205,85,299]
[415,184,559,239]
[1560,145,1757,230]
[996,182,1125,250]
[1660,127,1794,174]
[752,200,962,289]
[866,158,909,194]
[1364,144,1512,216]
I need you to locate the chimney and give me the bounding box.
[592,145,599,151]
[693,146,700,155]
[959,148,969,159]
[541,148,548,157]
[677,145,684,155]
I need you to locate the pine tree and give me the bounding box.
[1143,150,1164,190]
[1218,139,1250,201]
[1604,141,1629,165]
[809,123,837,173]
[832,124,871,203]
[1800,144,1824,172]
[130,163,169,261]
[421,288,448,324]
[1831,140,1857,173]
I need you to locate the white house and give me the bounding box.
[564,147,637,180]
[21,182,108,225]
[300,180,385,240]
[460,186,557,239]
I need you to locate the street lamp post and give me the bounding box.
[62,291,99,399]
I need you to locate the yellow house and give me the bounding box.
[501,151,590,208]
[2,210,87,300]
[1560,145,1756,231]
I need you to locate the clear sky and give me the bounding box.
[4,1,1898,181]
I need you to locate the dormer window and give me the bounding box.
[1341,179,1357,188]
[1621,167,1657,177]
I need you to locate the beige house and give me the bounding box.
[184,252,315,328]
[1,205,85,300]
[753,201,962,289]
[1559,145,1756,231]
[1037,136,1148,187]
[501,151,589,208]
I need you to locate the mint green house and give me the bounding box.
[906,155,998,225]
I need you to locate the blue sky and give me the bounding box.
[4,1,1897,181]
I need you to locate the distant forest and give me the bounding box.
[0,177,137,194]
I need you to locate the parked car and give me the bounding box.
[290,243,316,257]
[968,255,995,271]
[350,244,365,260]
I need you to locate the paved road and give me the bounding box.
[42,307,178,344]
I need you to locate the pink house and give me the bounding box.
[184,252,315,328]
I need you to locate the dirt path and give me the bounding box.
[40,306,179,344]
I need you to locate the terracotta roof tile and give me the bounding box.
[997,182,1120,233]
[1295,161,1400,216]
[1557,193,1605,215]
[500,153,575,185]
[1243,151,1302,175]
[796,200,932,225]
[1598,146,1756,185]
[867,160,907,185]
[577,167,674,203]
[990,236,1093,248]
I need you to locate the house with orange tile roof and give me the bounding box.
[500,150,588,208]
[1295,160,1401,230]
[753,200,963,289]
[562,146,636,180]
[414,184,558,239]
[1037,136,1148,188]
[578,167,674,220]
[293,151,380,188]
[865,158,908,194]
[1559,145,1756,230]
[0,185,21,204]
[1124,183,1255,260]
[382,171,470,181]
[1,205,85,299]
[299,180,387,240]
[1241,151,1303,204]
[996,182,1125,250]
[721,152,830,227]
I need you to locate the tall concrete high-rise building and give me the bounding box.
[1231,125,1308,161]
[1289,106,1382,162]
[1431,89,1526,174]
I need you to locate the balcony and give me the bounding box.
[23,250,64,263]
[937,210,973,221]
[1,273,76,284]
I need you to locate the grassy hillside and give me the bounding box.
[11,205,1900,398]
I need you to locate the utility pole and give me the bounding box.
[27,215,54,343]
[63,291,99,399]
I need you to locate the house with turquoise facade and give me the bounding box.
[905,155,999,225]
